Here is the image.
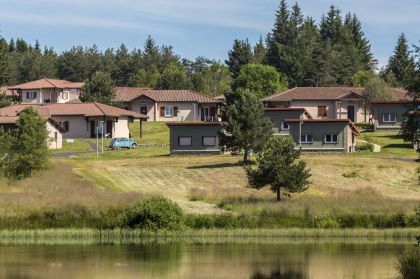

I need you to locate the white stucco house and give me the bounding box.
[0,103,148,149]
[8,78,84,104]
[262,87,411,123]
[115,87,220,122]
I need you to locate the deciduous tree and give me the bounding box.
[1,107,49,180]
[80,71,116,105]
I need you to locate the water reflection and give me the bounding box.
[0,243,405,279]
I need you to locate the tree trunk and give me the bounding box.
[243,149,248,162]
[276,188,281,202]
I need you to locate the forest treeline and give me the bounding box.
[0,0,418,96]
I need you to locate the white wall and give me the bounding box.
[113,117,130,138]
[21,88,80,104]
[46,121,63,149]
[51,115,90,138]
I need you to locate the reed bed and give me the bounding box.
[0,228,418,245]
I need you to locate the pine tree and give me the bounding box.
[265,0,289,76]
[386,33,416,86]
[299,17,321,86]
[0,37,11,85]
[225,39,253,78]
[156,62,192,90]
[113,44,131,86]
[142,35,161,70]
[245,136,311,202]
[252,36,266,64]
[219,90,273,162]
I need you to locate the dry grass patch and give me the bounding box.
[69,153,420,215]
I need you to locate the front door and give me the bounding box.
[201,107,210,121]
[347,105,355,122]
[90,121,96,138]
[140,106,148,115]
[106,121,113,138]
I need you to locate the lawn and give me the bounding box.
[49,138,92,153]
[356,132,418,158]
[2,125,418,229]
[69,151,420,217]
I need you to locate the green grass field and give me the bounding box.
[1,122,418,229]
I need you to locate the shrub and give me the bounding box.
[396,247,420,279]
[342,171,360,178]
[115,197,184,231]
[356,142,374,152]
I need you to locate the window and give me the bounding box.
[317,106,327,117]
[382,113,396,123]
[26,91,37,99]
[300,134,313,143]
[324,134,338,143]
[62,91,69,100]
[281,121,289,130]
[178,136,192,146]
[165,106,174,117]
[59,121,69,132]
[202,136,216,146]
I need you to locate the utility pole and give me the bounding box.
[96,124,99,159]
[101,121,104,153]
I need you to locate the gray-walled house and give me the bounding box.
[285,119,360,153]
[167,122,223,155]
[371,101,417,132]
[264,108,313,135]
[115,87,220,122]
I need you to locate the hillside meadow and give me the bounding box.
[0,122,419,230]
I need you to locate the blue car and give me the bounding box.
[108,137,137,150]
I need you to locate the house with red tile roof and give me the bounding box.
[8,78,84,104]
[0,103,147,147]
[262,87,411,123]
[115,87,220,122]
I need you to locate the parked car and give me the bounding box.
[108,137,137,150]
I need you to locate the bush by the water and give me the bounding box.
[396,247,420,279]
[114,197,184,230]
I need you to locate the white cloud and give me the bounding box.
[0,0,272,31]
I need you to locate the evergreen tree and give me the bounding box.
[1,107,49,180]
[58,46,88,81]
[386,33,416,86]
[299,17,321,86]
[80,71,116,105]
[245,136,311,202]
[219,90,273,162]
[225,39,253,78]
[142,35,161,69]
[252,36,266,64]
[113,44,131,86]
[0,37,11,85]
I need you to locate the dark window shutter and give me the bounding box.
[210,107,216,117]
[160,107,165,116]
[34,92,37,98]
[64,121,69,132]
[174,107,178,116]
[26,92,29,99]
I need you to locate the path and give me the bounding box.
[51,139,99,158]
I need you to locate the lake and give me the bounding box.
[0,242,407,279]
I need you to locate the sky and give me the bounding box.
[0,0,419,69]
